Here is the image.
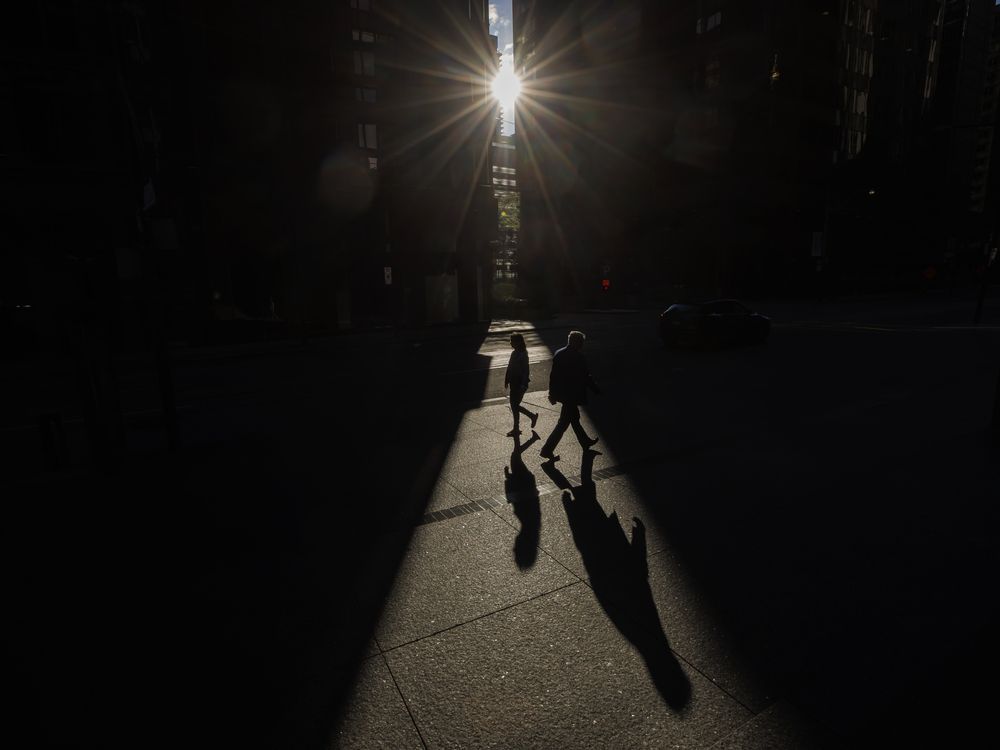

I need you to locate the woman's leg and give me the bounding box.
[513,388,537,428]
[509,389,522,432]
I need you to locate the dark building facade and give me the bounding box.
[512,0,993,306]
[922,0,996,277]
[201,0,500,330]
[2,0,500,362]
[984,2,1000,251]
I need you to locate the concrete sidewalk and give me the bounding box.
[331,392,843,750]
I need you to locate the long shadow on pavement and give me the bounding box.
[505,430,541,569]
[542,451,691,711]
[532,320,1000,746]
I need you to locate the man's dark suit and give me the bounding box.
[541,344,600,456]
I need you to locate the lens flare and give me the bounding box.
[491,68,521,113]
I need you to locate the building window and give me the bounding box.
[358,122,378,149]
[356,86,377,102]
[696,11,722,34]
[705,59,721,89]
[353,50,375,76]
[352,29,375,43]
[350,0,371,9]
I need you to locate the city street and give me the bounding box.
[4,292,1000,748]
[6,1,1000,746]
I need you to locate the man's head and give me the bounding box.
[567,330,585,350]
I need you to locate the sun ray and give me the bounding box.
[383,3,498,83]
[450,113,499,240]
[517,92,644,171]
[385,97,494,163]
[514,110,571,249]
[515,119,576,296]
[412,105,496,189]
[515,4,585,82]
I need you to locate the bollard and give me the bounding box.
[38,412,69,471]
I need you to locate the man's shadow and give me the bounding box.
[504,431,541,569]
[542,452,691,710]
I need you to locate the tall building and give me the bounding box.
[202,0,499,330]
[511,0,991,303]
[983,2,1000,251]
[838,0,946,287]
[324,0,500,326]
[2,0,500,362]
[512,1,879,305]
[513,0,660,308]
[925,0,996,276]
[492,133,518,283]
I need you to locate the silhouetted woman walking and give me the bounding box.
[504,333,539,437]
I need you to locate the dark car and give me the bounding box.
[659,299,770,348]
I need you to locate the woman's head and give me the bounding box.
[509,333,526,350]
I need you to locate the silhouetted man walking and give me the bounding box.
[539,330,601,461]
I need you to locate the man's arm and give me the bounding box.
[548,350,562,404]
[582,355,601,395]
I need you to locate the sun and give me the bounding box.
[491,67,521,113]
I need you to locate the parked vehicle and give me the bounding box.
[659,299,770,348]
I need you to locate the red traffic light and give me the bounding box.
[601,279,610,290]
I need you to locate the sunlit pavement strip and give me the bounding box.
[416,395,715,527]
[340,394,838,749]
[417,464,628,526]
[479,345,552,369]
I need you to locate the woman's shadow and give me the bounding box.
[504,431,541,569]
[542,451,691,711]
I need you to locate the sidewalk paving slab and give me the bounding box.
[373,509,579,650]
[491,477,673,581]
[383,582,752,749]
[333,395,789,748]
[331,655,424,750]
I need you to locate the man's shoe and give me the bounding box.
[583,436,600,449]
[507,429,521,437]
[529,412,539,429]
[539,449,560,462]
